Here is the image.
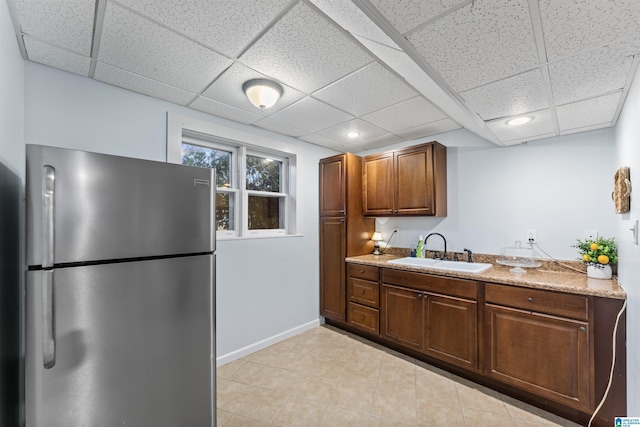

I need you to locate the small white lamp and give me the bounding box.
[372,231,383,255]
[242,79,283,110]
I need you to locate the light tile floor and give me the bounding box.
[217,325,582,427]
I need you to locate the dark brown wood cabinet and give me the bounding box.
[484,283,591,411]
[319,154,374,322]
[347,264,380,334]
[380,269,479,370]
[363,141,447,216]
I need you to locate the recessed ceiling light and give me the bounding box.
[346,131,360,138]
[506,116,533,126]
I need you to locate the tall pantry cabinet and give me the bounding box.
[319,153,375,321]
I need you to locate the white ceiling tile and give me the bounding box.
[486,109,555,143]
[201,62,305,115]
[23,36,90,76]
[318,118,386,144]
[351,133,406,150]
[94,62,195,105]
[298,133,349,150]
[189,96,263,124]
[115,0,290,58]
[408,0,539,91]
[313,62,416,116]
[361,96,447,132]
[369,0,468,34]
[239,2,372,93]
[252,117,308,137]
[540,0,640,61]
[549,40,640,105]
[267,97,353,133]
[394,119,461,140]
[12,0,94,55]
[98,2,232,93]
[459,69,548,120]
[556,92,622,132]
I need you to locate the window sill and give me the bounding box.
[217,234,304,241]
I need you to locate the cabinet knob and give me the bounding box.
[418,293,423,299]
[579,326,586,332]
[360,269,365,273]
[527,297,533,302]
[361,315,366,320]
[360,290,365,294]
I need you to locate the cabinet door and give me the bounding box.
[423,295,478,371]
[320,218,346,321]
[395,145,434,215]
[319,155,346,217]
[485,304,590,410]
[363,152,394,215]
[380,284,422,350]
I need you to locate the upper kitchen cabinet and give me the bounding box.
[363,142,447,216]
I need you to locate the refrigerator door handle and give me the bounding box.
[42,165,55,268]
[42,270,56,369]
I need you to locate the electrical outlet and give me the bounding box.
[527,229,536,243]
[585,230,598,241]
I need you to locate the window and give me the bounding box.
[167,113,299,239]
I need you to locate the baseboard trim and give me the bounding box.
[216,318,322,366]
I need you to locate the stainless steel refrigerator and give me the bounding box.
[25,145,215,426]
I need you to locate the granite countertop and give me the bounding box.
[345,254,626,300]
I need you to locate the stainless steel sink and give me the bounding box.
[387,257,492,274]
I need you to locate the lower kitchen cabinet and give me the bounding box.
[381,284,423,350]
[319,217,346,321]
[347,264,380,334]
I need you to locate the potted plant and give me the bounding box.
[574,236,618,279]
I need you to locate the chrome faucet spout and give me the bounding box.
[424,233,448,260]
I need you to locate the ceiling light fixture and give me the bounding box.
[506,116,533,126]
[242,79,283,111]
[346,131,360,138]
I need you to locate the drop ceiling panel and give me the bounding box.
[459,69,548,120]
[313,62,416,116]
[252,117,308,137]
[23,37,91,76]
[115,0,290,58]
[11,0,94,55]
[361,96,446,132]
[94,62,195,105]
[408,0,539,92]
[201,62,305,115]
[486,109,555,144]
[369,0,469,34]
[239,2,372,93]
[267,97,353,133]
[318,118,386,144]
[98,2,232,93]
[540,0,640,62]
[189,96,263,124]
[351,133,405,149]
[549,40,640,105]
[556,92,622,132]
[298,133,352,151]
[394,119,460,140]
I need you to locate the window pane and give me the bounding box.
[216,193,234,231]
[181,143,231,188]
[248,196,283,230]
[246,155,281,192]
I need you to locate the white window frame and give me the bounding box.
[167,113,300,240]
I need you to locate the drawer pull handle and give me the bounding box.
[360,290,365,294]
[527,297,533,302]
[361,315,365,320]
[579,326,586,332]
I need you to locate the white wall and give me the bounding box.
[0,0,23,176]
[615,64,640,416]
[23,63,337,360]
[360,128,617,261]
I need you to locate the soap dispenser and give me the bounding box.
[416,235,424,258]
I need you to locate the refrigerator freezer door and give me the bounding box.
[26,145,214,266]
[25,256,214,427]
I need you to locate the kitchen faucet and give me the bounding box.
[424,233,448,260]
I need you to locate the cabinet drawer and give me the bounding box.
[348,263,379,281]
[485,284,588,321]
[348,303,379,335]
[381,268,477,300]
[348,278,379,308]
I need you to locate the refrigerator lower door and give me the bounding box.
[25,255,214,427]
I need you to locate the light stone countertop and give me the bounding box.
[345,254,626,300]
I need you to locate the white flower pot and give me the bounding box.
[586,264,612,280]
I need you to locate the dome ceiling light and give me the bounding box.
[242,79,283,111]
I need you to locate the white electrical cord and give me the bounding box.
[588,292,627,427]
